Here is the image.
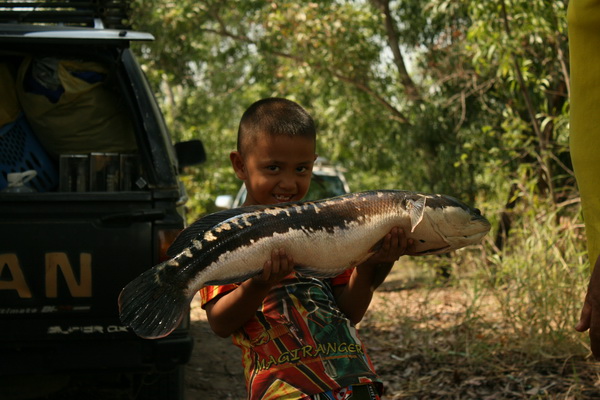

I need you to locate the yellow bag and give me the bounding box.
[0,63,20,127]
[16,57,137,158]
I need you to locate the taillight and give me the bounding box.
[156,228,183,262]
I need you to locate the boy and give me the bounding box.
[200,98,413,399]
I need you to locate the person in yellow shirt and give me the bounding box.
[569,0,600,358]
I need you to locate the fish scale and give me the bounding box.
[118,190,491,339]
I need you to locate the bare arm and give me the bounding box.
[334,227,413,325]
[204,248,294,338]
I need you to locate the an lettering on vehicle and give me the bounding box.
[0,252,92,298]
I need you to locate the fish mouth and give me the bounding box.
[457,228,490,245]
[414,245,451,255]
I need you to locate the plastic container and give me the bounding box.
[2,170,37,193]
[0,114,58,192]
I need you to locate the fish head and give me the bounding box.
[405,193,491,255]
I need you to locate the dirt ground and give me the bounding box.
[185,294,246,399]
[184,276,600,400]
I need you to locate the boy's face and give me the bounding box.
[230,133,316,206]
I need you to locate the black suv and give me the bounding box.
[0,2,202,399]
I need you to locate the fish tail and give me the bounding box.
[118,265,190,339]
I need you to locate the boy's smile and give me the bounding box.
[231,133,316,207]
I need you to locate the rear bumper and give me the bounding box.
[0,333,193,375]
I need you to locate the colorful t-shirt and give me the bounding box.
[199,270,381,400]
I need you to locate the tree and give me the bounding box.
[129,0,571,225]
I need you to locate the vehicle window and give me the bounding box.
[232,172,348,208]
[306,174,347,200]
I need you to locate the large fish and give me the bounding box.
[119,190,490,339]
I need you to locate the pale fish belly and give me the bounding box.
[191,208,403,292]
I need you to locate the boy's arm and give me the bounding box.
[204,248,294,338]
[334,227,412,325]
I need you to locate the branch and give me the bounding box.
[500,0,555,202]
[499,2,543,148]
[328,70,411,123]
[370,0,421,102]
[265,48,410,124]
[555,35,570,100]
[201,20,411,124]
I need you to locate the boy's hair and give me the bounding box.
[237,98,316,153]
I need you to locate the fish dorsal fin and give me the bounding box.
[166,205,268,257]
[408,195,426,232]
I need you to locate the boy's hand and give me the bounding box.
[252,248,294,287]
[206,248,294,338]
[367,227,414,265]
[360,227,414,291]
[576,255,600,359]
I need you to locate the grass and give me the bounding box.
[359,196,600,399]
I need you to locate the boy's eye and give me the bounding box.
[266,165,280,172]
[296,166,309,173]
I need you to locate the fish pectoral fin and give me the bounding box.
[408,196,426,233]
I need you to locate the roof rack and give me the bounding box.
[0,0,131,29]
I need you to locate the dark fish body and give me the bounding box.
[119,190,490,339]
